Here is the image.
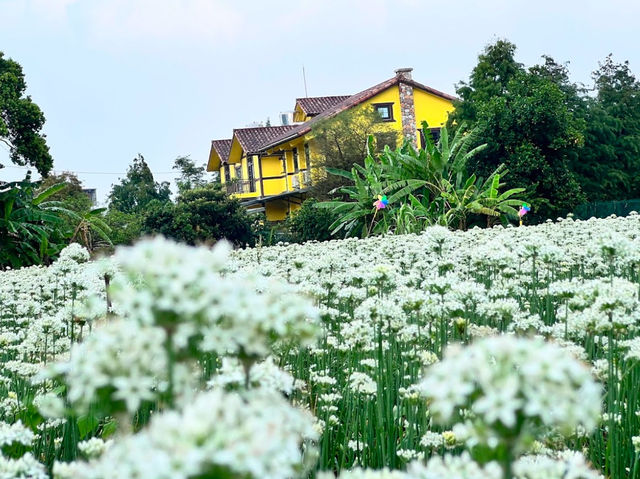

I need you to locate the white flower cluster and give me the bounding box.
[0,420,35,448]
[112,237,319,358]
[417,336,600,446]
[0,453,48,479]
[42,319,168,415]
[53,389,318,479]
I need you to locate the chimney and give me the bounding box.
[395,67,413,80]
[395,68,417,146]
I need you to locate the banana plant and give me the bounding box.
[316,138,426,237]
[0,180,69,267]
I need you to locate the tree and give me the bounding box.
[0,177,70,267]
[173,155,208,194]
[39,172,92,214]
[108,154,171,214]
[310,105,399,199]
[0,51,53,176]
[574,56,640,201]
[455,41,585,220]
[38,172,111,251]
[144,183,254,247]
[103,209,144,246]
[450,39,523,126]
[285,198,339,243]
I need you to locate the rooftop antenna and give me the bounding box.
[302,65,309,98]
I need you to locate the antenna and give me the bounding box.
[302,65,309,98]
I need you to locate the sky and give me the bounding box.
[1,0,639,204]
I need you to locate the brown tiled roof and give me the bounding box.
[296,96,351,116]
[211,139,232,163]
[259,74,457,152]
[233,125,298,154]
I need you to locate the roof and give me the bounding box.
[233,125,298,154]
[295,96,351,116]
[211,139,232,164]
[258,74,457,152]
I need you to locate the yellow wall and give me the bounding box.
[293,104,308,123]
[414,89,454,130]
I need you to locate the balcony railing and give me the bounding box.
[226,180,253,195]
[292,170,312,190]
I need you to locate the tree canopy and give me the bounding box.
[575,56,640,201]
[0,51,53,176]
[108,154,171,214]
[455,40,586,219]
[173,155,209,194]
[143,183,254,247]
[310,106,399,200]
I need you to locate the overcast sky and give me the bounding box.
[1,0,639,203]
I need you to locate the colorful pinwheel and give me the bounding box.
[518,203,530,217]
[373,195,389,210]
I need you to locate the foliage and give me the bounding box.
[574,55,640,201]
[0,177,70,267]
[0,51,53,176]
[107,154,171,214]
[38,173,92,212]
[318,124,525,237]
[173,155,209,194]
[456,41,586,220]
[143,183,255,247]
[284,198,340,243]
[450,39,523,125]
[103,209,144,246]
[310,106,400,200]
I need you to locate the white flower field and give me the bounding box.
[1,214,640,478]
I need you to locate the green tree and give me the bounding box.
[173,155,208,194]
[575,56,640,201]
[456,41,585,220]
[38,172,111,251]
[108,154,171,214]
[0,51,53,176]
[103,209,144,246]
[310,105,399,199]
[0,177,70,267]
[144,183,254,247]
[285,198,339,243]
[450,39,523,126]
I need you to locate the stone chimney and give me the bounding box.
[395,67,413,80]
[395,68,417,146]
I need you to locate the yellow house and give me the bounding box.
[207,68,455,221]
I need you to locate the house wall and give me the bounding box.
[413,89,454,129]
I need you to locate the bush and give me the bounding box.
[143,184,255,247]
[285,199,338,243]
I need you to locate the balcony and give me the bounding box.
[292,170,311,190]
[226,180,253,195]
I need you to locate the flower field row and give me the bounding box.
[0,214,639,478]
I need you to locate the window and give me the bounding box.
[292,147,299,172]
[224,165,231,183]
[247,156,256,192]
[373,102,394,122]
[234,163,242,179]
